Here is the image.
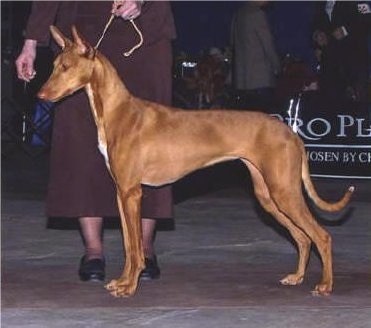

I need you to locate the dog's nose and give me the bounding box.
[37,89,46,99]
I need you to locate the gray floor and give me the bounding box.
[2,150,371,328]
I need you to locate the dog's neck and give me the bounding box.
[84,52,134,168]
[85,52,132,125]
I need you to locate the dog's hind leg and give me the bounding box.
[243,160,311,287]
[263,171,333,296]
[274,196,333,295]
[105,184,145,297]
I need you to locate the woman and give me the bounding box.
[16,0,176,282]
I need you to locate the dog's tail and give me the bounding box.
[300,143,355,212]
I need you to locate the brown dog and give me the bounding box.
[38,26,354,297]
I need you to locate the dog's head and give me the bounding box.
[38,25,96,102]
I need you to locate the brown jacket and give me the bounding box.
[26,1,176,49]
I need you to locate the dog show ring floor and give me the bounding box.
[2,151,371,328]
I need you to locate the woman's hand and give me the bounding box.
[15,39,37,82]
[111,1,143,20]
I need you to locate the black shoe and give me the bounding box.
[78,256,105,282]
[139,256,161,281]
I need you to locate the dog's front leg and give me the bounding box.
[105,185,145,297]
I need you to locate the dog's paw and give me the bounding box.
[105,278,137,297]
[105,279,118,291]
[311,283,332,296]
[280,274,304,286]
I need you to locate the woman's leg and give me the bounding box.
[78,216,105,282]
[141,218,160,280]
[79,216,104,260]
[79,217,158,258]
[142,218,156,258]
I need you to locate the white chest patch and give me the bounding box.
[98,139,111,170]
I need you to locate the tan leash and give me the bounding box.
[95,14,143,57]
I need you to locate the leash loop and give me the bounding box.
[123,19,143,57]
[95,14,143,57]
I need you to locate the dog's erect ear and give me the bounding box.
[71,25,96,59]
[50,25,72,49]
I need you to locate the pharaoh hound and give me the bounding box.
[38,26,354,297]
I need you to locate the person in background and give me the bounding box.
[312,1,370,116]
[15,1,176,282]
[231,1,281,113]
